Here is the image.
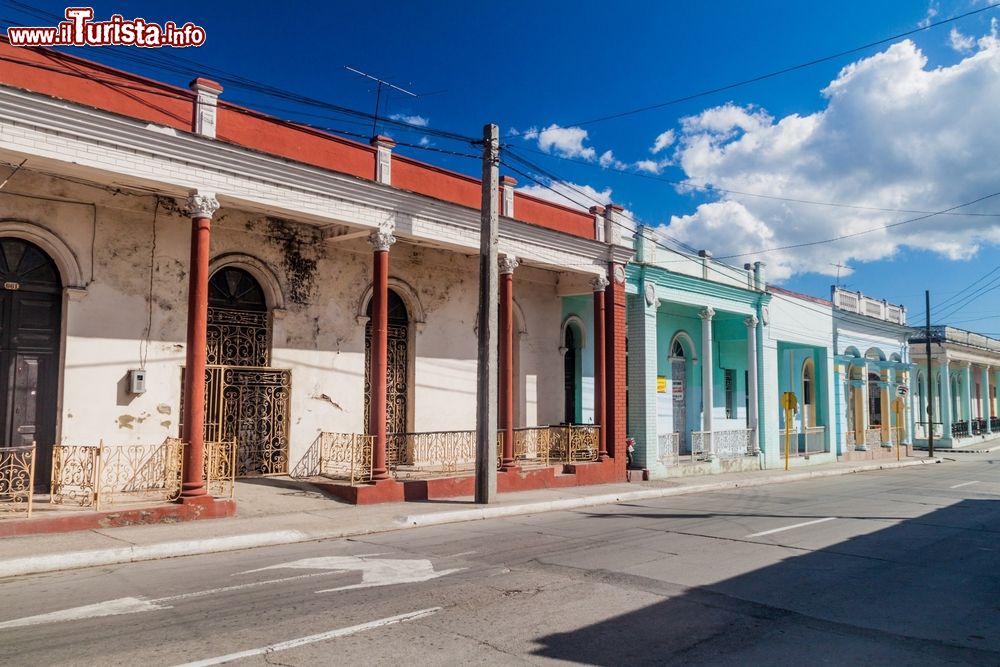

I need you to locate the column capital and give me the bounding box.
[499,255,519,275]
[591,275,610,292]
[369,229,396,252]
[699,306,715,321]
[744,314,758,328]
[186,192,220,219]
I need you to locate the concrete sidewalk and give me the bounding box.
[0,456,941,578]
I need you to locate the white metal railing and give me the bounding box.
[804,426,827,454]
[690,431,710,459]
[657,432,679,465]
[865,428,883,448]
[713,429,754,458]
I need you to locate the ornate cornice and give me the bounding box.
[186,192,220,219]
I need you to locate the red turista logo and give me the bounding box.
[7,7,207,48]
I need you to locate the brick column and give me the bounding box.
[368,228,395,480]
[181,192,219,499]
[606,264,627,471]
[592,275,610,460]
[499,255,518,469]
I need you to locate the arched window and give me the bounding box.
[366,289,410,435]
[671,339,685,358]
[868,371,882,427]
[207,266,269,366]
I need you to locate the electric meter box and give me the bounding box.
[129,369,147,394]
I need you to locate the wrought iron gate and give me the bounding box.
[204,365,291,476]
[364,322,409,435]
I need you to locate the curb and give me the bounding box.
[399,458,939,527]
[0,458,939,579]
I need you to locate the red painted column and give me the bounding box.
[499,255,519,469]
[181,193,219,499]
[606,264,628,476]
[368,229,395,480]
[593,275,610,460]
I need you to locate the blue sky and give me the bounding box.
[3,1,999,332]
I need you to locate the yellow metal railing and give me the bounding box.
[549,425,600,463]
[0,443,35,518]
[52,439,185,509]
[204,440,237,499]
[317,433,374,486]
[513,427,551,467]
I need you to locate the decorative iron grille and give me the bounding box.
[865,428,883,448]
[207,307,270,367]
[0,444,35,517]
[50,444,99,506]
[712,429,754,459]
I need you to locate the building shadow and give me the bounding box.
[532,498,1000,665]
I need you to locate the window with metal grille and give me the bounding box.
[725,369,735,419]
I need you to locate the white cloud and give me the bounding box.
[650,129,676,154]
[917,2,938,28]
[525,124,596,160]
[662,35,1000,281]
[389,113,428,127]
[634,159,667,175]
[418,136,432,147]
[599,150,627,169]
[949,27,975,53]
[517,179,613,210]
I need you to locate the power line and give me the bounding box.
[568,3,1000,126]
[0,7,477,144]
[500,153,917,338]
[512,144,1000,217]
[712,190,1000,260]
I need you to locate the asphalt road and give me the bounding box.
[2,453,999,666]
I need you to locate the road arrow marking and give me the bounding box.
[0,571,340,631]
[239,555,463,592]
[174,607,441,667]
[0,597,165,630]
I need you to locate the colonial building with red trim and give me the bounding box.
[0,38,631,513]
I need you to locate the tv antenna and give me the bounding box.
[831,261,848,287]
[344,66,417,137]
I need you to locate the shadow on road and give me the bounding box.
[532,499,1000,665]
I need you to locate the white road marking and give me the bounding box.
[443,551,478,558]
[239,555,464,593]
[0,597,164,630]
[173,607,441,667]
[950,480,980,489]
[746,517,837,539]
[0,571,340,630]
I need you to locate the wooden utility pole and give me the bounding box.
[926,290,934,458]
[475,124,500,503]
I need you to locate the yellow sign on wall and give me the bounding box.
[657,376,667,393]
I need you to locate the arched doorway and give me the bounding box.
[670,339,687,451]
[562,321,582,424]
[801,358,815,428]
[204,266,290,476]
[365,289,409,436]
[0,238,61,486]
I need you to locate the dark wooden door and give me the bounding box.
[0,239,62,487]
